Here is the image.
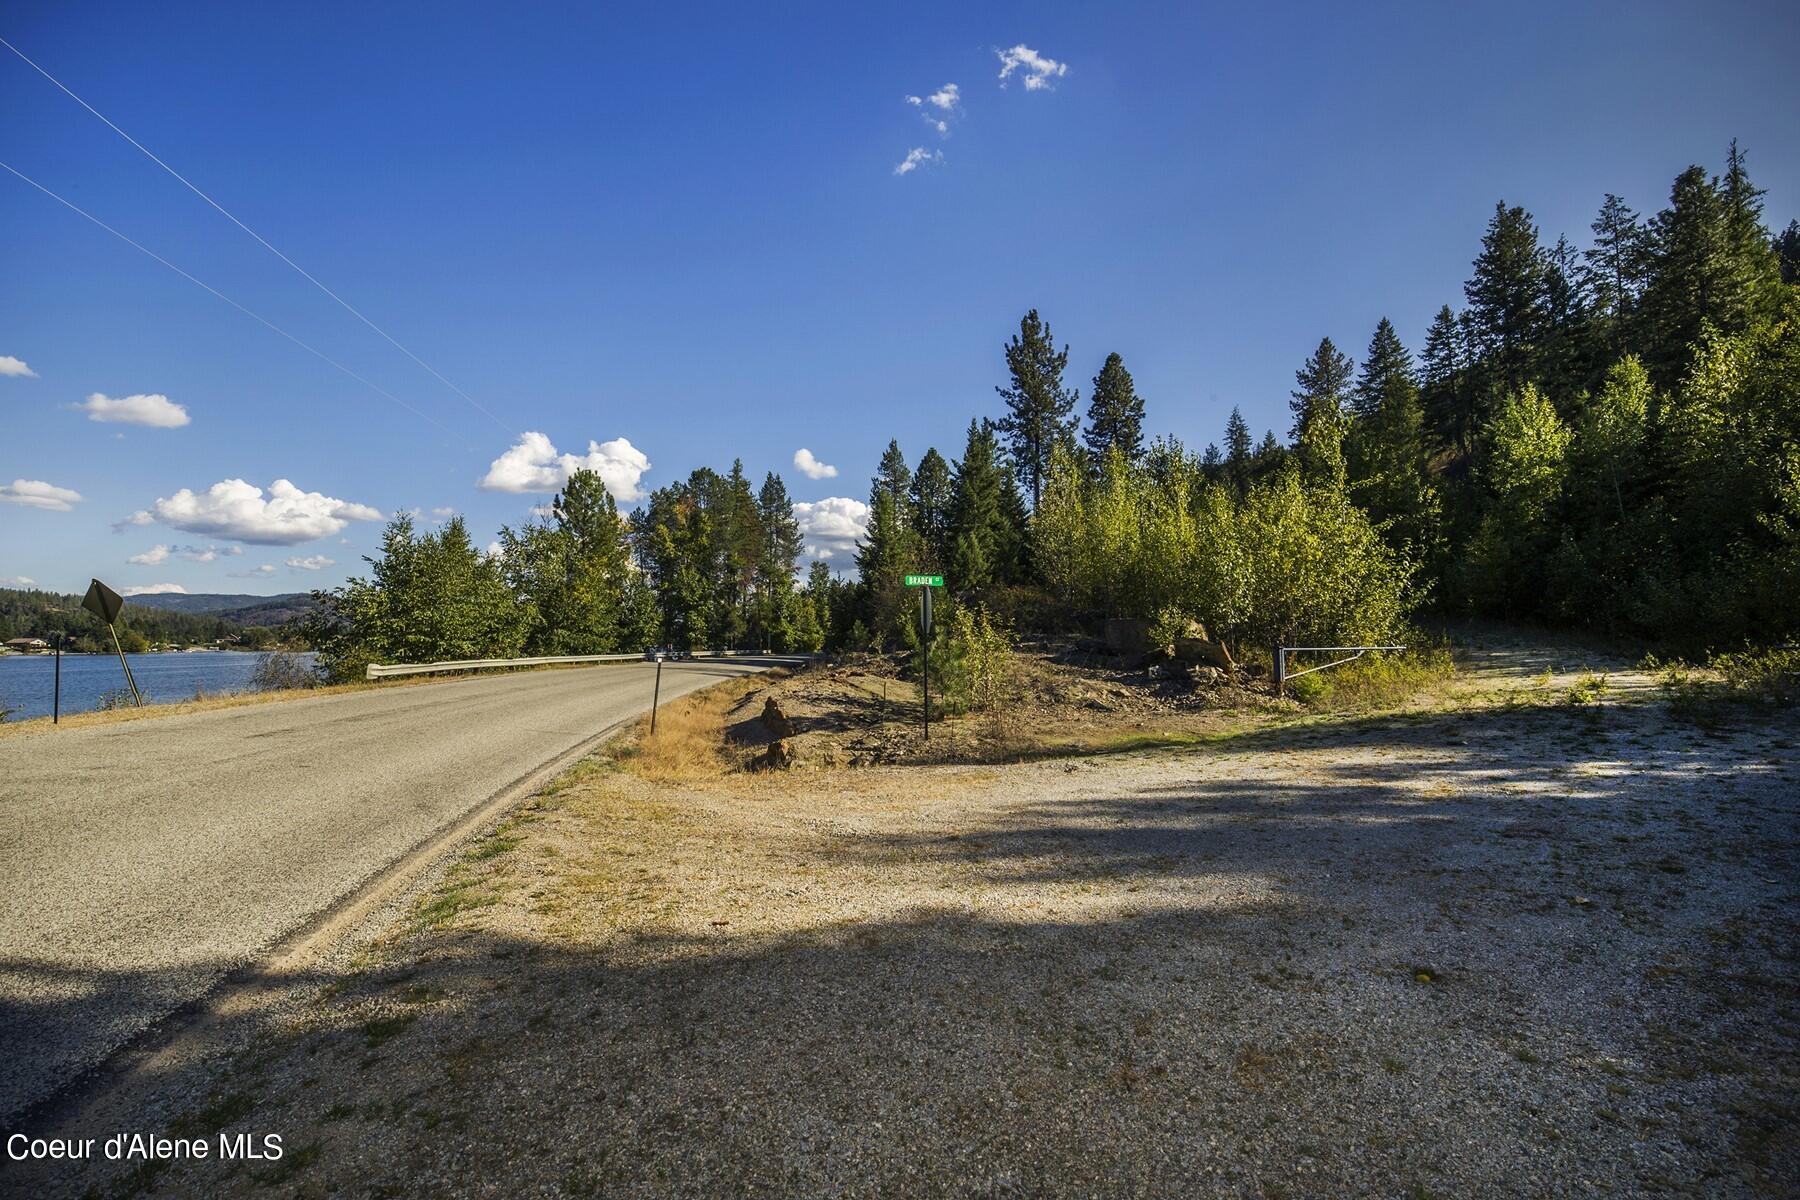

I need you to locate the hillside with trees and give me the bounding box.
[0,587,289,652]
[305,144,1797,681]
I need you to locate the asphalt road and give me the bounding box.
[0,661,766,1121]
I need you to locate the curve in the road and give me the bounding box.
[0,660,767,1121]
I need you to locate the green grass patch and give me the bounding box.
[169,1091,255,1138]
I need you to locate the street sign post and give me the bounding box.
[82,578,141,707]
[907,574,944,740]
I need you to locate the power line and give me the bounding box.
[1,33,509,432]
[0,159,470,447]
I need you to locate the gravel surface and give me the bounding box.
[12,674,1798,1197]
[0,661,767,1122]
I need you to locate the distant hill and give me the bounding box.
[126,592,319,625]
[0,586,311,652]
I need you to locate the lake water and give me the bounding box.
[0,651,316,721]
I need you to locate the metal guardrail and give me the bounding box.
[365,651,815,680]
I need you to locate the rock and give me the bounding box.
[761,697,795,738]
[763,738,794,769]
[1172,620,1235,670]
[1103,618,1154,655]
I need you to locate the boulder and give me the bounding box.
[761,697,795,738]
[1172,620,1235,671]
[1104,618,1154,655]
[763,738,794,770]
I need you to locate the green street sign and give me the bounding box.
[904,574,944,588]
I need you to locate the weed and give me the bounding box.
[361,1012,418,1047]
[251,1139,321,1186]
[467,834,522,862]
[170,1091,255,1137]
[414,882,496,930]
[1289,643,1456,711]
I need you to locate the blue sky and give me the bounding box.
[4,1,1798,594]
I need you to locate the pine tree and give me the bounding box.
[1251,430,1288,481]
[1464,202,1550,396]
[854,487,913,641]
[1420,306,1471,457]
[996,309,1079,507]
[1224,407,1254,495]
[1776,220,1800,286]
[1346,320,1441,568]
[1583,193,1647,321]
[1290,337,1352,487]
[1721,139,1785,313]
[948,419,1010,592]
[756,472,803,588]
[1638,152,1782,386]
[874,440,912,511]
[1200,442,1223,482]
[908,447,954,567]
[1083,352,1146,462]
[1351,319,1412,422]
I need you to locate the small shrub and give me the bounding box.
[1711,647,1800,703]
[1287,642,1454,710]
[95,687,141,711]
[251,650,322,692]
[954,606,1018,733]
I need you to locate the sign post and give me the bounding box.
[650,651,664,733]
[904,575,945,741]
[81,578,141,708]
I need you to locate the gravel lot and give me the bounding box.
[17,680,1798,1198]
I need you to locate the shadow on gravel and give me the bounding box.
[9,702,1798,1200]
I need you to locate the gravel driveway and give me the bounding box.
[17,690,1798,1198]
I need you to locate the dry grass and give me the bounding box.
[618,671,769,782]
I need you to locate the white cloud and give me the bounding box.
[1,479,83,512]
[431,506,456,518]
[905,83,959,111]
[484,541,504,560]
[177,544,239,563]
[121,583,188,596]
[478,431,652,501]
[0,355,37,378]
[230,564,277,579]
[528,503,556,519]
[76,392,190,428]
[151,478,383,545]
[997,44,1068,90]
[2,576,36,587]
[285,555,334,571]
[793,496,869,561]
[906,84,959,135]
[113,510,154,531]
[894,147,943,176]
[128,545,171,566]
[793,448,838,480]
